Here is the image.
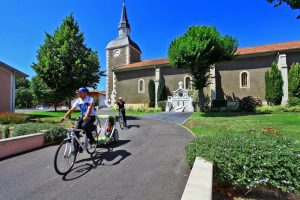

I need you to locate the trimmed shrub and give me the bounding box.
[2,125,10,138]
[13,123,67,143]
[240,96,262,112]
[288,62,300,99]
[0,112,28,125]
[289,97,300,106]
[158,101,167,111]
[256,105,300,114]
[148,102,155,108]
[185,132,300,193]
[212,99,227,108]
[148,80,155,103]
[265,61,283,105]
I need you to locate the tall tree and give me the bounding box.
[288,62,300,98]
[267,0,300,18]
[168,25,238,111]
[148,80,155,103]
[15,78,33,108]
[265,61,283,105]
[157,75,167,101]
[31,76,65,111]
[32,14,104,103]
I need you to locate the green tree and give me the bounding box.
[148,80,155,103]
[32,14,104,104]
[265,61,283,105]
[157,75,167,101]
[31,76,65,111]
[267,0,300,18]
[15,78,33,108]
[168,25,238,111]
[288,62,300,98]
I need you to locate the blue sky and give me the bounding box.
[0,0,299,91]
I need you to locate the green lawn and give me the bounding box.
[184,112,300,141]
[28,110,81,123]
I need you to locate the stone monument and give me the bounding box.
[166,81,194,112]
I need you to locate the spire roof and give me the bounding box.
[118,1,130,30]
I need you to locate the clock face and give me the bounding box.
[113,49,120,58]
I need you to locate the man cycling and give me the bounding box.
[117,97,127,126]
[61,87,97,151]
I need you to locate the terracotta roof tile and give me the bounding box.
[115,40,300,71]
[237,40,300,55]
[116,58,169,70]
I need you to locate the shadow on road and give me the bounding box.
[62,140,131,181]
[124,125,140,130]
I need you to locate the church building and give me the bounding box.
[106,3,300,108]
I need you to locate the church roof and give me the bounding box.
[237,40,300,55]
[115,58,169,71]
[106,36,141,52]
[114,40,300,71]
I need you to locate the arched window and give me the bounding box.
[138,79,145,93]
[184,75,192,89]
[240,71,250,88]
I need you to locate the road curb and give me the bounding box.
[181,157,213,200]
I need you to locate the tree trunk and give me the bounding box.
[54,104,57,112]
[198,87,205,112]
[68,98,72,119]
[68,98,72,109]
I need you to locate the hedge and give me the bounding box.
[0,112,28,125]
[13,123,67,143]
[185,132,300,193]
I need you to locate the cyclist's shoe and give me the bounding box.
[78,146,83,153]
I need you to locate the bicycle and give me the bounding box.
[118,109,126,130]
[54,117,100,175]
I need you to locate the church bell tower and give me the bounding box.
[106,1,142,107]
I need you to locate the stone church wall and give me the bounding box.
[160,66,191,93]
[115,68,155,104]
[130,47,141,63]
[215,55,275,101]
[287,52,300,67]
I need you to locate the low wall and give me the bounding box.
[0,133,44,159]
[181,157,213,200]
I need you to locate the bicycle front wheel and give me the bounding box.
[54,140,76,175]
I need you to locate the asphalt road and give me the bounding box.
[0,116,192,200]
[140,112,193,125]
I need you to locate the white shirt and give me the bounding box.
[72,96,96,116]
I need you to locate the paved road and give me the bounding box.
[0,116,192,200]
[139,112,193,125]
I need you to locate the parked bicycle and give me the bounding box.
[54,117,100,175]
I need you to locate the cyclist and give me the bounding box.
[117,97,127,126]
[61,87,97,150]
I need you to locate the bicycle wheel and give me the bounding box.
[86,131,98,155]
[119,116,124,130]
[113,129,119,143]
[54,140,76,175]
